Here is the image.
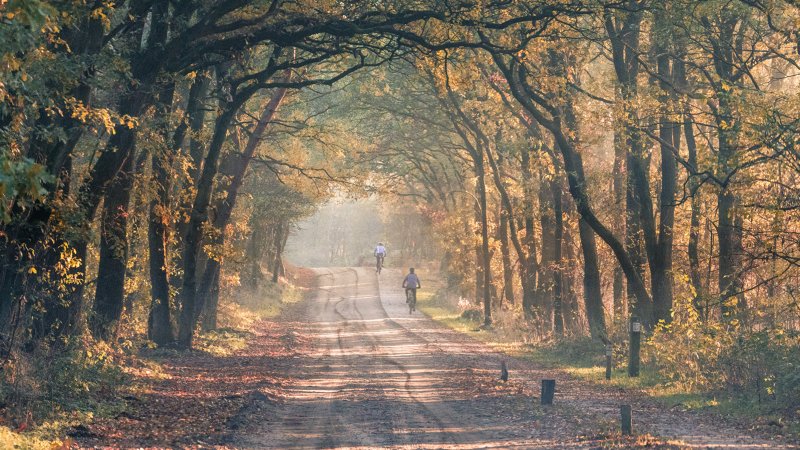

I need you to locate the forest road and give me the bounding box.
[233,267,797,449]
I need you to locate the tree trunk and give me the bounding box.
[519,142,539,319]
[193,85,289,332]
[488,53,653,329]
[612,124,626,318]
[147,188,174,345]
[538,170,558,331]
[561,217,580,333]
[272,222,288,283]
[243,215,267,290]
[498,212,514,307]
[685,113,704,316]
[717,94,741,320]
[177,104,239,348]
[476,161,493,326]
[33,2,167,342]
[199,262,220,332]
[577,216,606,339]
[552,177,565,335]
[90,149,136,341]
[147,149,177,346]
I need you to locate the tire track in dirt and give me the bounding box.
[351,269,456,447]
[375,267,799,449]
[235,267,799,448]
[327,268,454,447]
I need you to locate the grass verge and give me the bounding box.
[1,274,306,447]
[416,287,800,441]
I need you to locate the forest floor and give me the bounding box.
[73,267,799,449]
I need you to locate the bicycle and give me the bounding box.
[406,288,416,314]
[376,254,385,274]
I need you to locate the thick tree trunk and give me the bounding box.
[538,171,558,331]
[717,93,742,320]
[147,205,174,345]
[90,151,136,341]
[577,216,606,339]
[177,105,239,348]
[650,28,682,325]
[187,72,213,184]
[199,262,220,332]
[625,159,647,318]
[489,53,652,332]
[171,71,212,292]
[194,85,289,332]
[147,150,176,345]
[0,13,106,339]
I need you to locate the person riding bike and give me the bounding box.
[402,267,421,309]
[374,242,387,272]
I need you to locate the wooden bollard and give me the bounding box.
[628,317,641,377]
[605,344,613,380]
[541,379,555,405]
[620,404,633,435]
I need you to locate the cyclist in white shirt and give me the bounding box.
[374,243,387,273]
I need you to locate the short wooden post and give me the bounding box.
[541,379,555,405]
[620,404,632,435]
[605,344,613,380]
[628,317,641,377]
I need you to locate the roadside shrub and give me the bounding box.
[645,296,731,391]
[646,295,800,408]
[717,329,800,406]
[0,339,126,423]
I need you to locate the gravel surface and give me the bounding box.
[232,267,797,449]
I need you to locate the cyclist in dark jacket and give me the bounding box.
[402,267,421,304]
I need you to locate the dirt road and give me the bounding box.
[232,267,795,449]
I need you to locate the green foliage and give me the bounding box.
[0,155,52,223]
[718,330,800,407]
[645,296,730,391]
[646,296,800,409]
[0,340,126,422]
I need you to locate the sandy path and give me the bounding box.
[233,267,797,449]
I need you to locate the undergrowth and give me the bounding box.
[0,338,128,447]
[417,285,800,440]
[0,274,303,446]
